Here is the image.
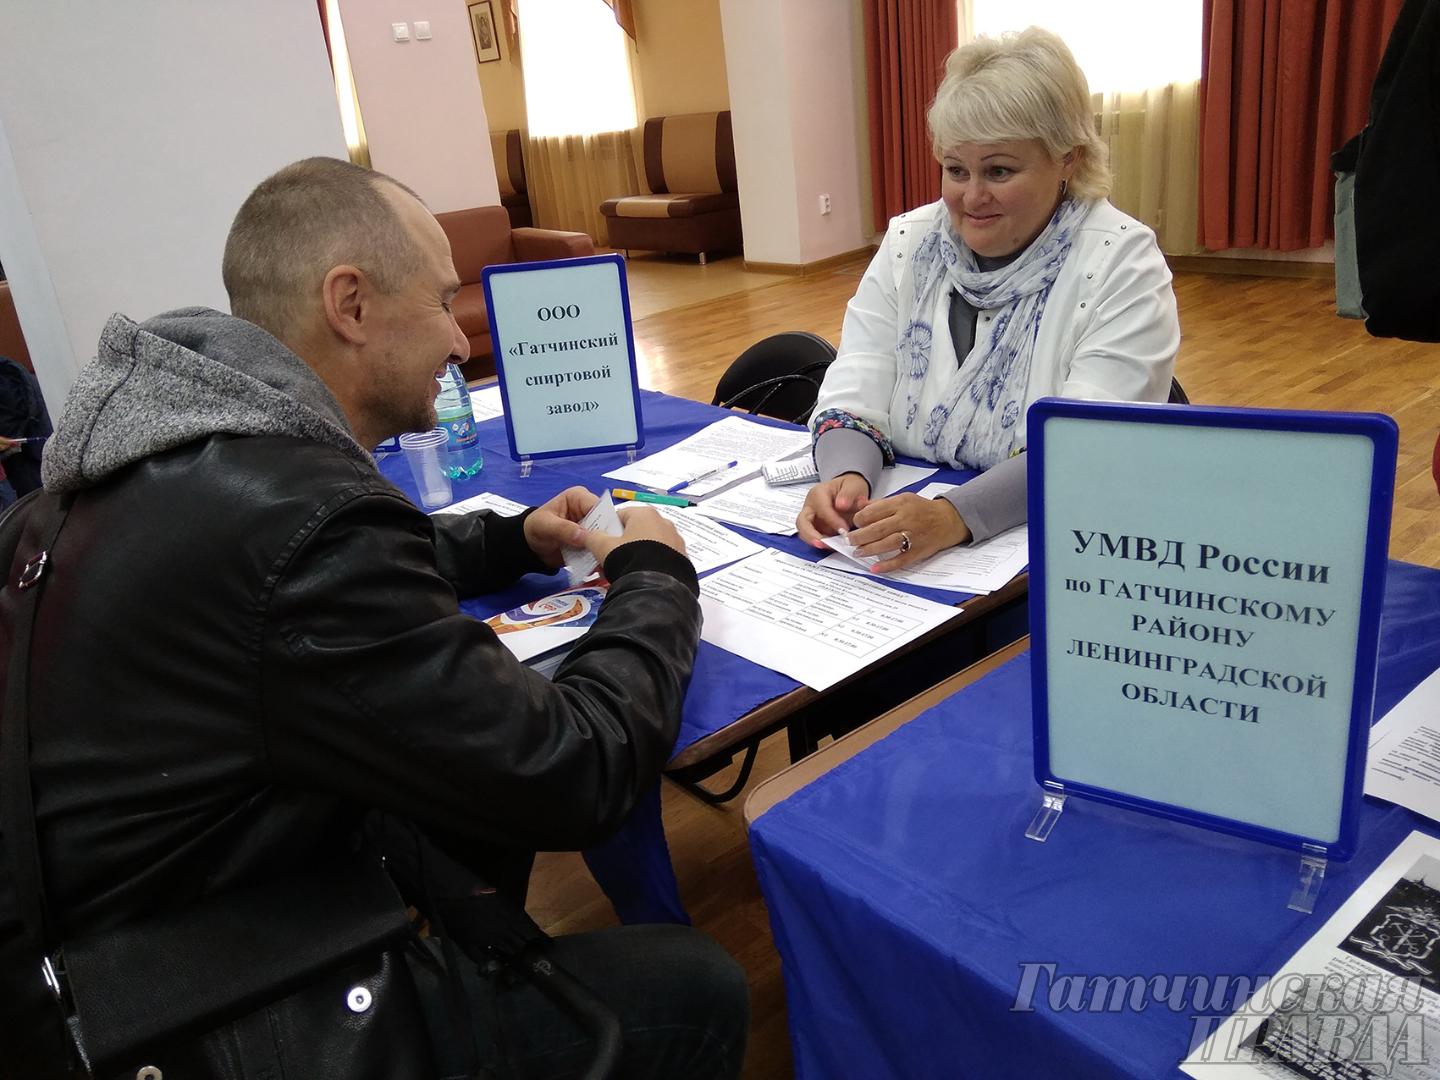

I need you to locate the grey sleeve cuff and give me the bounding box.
[814,428,884,495]
[940,452,1028,543]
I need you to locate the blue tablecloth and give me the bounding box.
[377,390,978,922]
[379,389,979,758]
[749,559,1440,1079]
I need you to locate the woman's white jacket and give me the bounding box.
[812,198,1180,458]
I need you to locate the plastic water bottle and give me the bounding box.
[434,363,484,478]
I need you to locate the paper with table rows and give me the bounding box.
[698,549,963,691]
[1365,666,1440,823]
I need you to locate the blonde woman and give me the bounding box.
[799,27,1179,570]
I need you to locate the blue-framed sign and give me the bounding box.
[483,254,644,463]
[1027,399,1397,860]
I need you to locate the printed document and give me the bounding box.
[469,384,505,422]
[695,463,938,535]
[1366,667,1440,823]
[603,416,810,497]
[648,504,764,575]
[821,524,1029,595]
[1184,830,1440,1080]
[431,491,527,517]
[698,549,962,690]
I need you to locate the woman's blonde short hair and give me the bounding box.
[927,27,1111,200]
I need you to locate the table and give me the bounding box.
[745,560,1440,1079]
[378,389,1028,921]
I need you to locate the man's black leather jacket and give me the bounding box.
[0,431,701,941]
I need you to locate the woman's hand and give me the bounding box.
[797,473,872,546]
[845,493,972,573]
[523,486,598,569]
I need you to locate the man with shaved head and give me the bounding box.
[0,158,746,1077]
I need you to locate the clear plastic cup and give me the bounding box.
[398,428,453,509]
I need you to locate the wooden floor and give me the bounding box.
[525,260,1440,1080]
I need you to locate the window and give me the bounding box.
[518,0,638,137]
[971,1,1200,92]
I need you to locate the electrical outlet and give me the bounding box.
[818,193,832,216]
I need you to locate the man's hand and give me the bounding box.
[584,505,687,567]
[523,486,599,569]
[845,493,971,573]
[796,473,871,545]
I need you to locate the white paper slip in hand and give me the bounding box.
[563,491,623,585]
[820,531,887,568]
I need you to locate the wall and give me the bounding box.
[719,0,802,264]
[474,12,528,133]
[340,0,500,212]
[719,0,868,266]
[783,2,867,262]
[0,0,348,412]
[633,0,731,118]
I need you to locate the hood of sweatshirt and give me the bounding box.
[42,307,370,493]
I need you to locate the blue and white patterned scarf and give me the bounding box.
[898,197,1091,469]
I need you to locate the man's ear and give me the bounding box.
[322,264,368,346]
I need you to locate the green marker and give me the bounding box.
[611,488,694,508]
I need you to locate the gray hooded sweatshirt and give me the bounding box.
[43,307,371,494]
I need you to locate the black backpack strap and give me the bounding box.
[0,490,79,1074]
[1,492,73,942]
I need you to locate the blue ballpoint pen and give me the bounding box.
[667,459,739,493]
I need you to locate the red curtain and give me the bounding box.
[863,0,958,232]
[1198,0,1404,251]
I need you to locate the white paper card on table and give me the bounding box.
[820,525,1029,595]
[469,384,505,422]
[603,416,810,498]
[1364,667,1440,822]
[562,492,623,585]
[430,491,528,517]
[695,463,938,536]
[1182,830,1440,1079]
[697,548,963,691]
[647,504,764,575]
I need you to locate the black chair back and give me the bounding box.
[712,331,836,425]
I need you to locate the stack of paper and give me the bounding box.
[604,416,811,498]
